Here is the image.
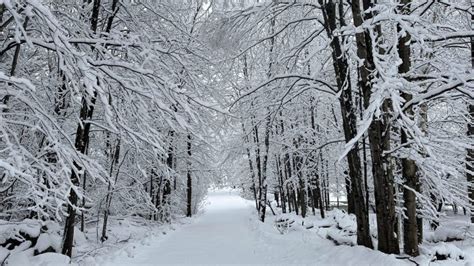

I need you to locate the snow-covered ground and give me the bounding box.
[96,190,413,265]
[1,189,472,265]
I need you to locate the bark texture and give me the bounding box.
[350,0,399,254]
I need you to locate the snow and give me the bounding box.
[34,253,71,266]
[72,217,170,264]
[0,247,9,262]
[103,190,264,265]
[0,219,42,246]
[428,222,472,242]
[7,252,71,266]
[99,190,411,265]
[35,233,62,254]
[17,220,42,239]
[0,190,471,265]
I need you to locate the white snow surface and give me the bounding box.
[1,189,470,265]
[102,190,411,265]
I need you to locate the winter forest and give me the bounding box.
[0,0,473,265]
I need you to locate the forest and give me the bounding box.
[0,0,473,265]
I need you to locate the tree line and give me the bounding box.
[220,0,474,257]
[0,0,218,257]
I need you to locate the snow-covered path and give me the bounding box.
[109,190,269,264]
[105,190,409,265]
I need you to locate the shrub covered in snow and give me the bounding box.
[274,216,295,235]
[426,223,472,243]
[0,220,69,265]
[428,243,465,262]
[321,210,357,246]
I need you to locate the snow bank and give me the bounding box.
[430,243,465,261]
[0,219,66,265]
[0,219,42,250]
[7,252,71,266]
[0,214,188,265]
[306,209,358,246]
[74,216,185,265]
[249,205,409,265]
[427,222,472,242]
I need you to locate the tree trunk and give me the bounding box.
[241,56,259,210]
[252,117,263,213]
[2,16,28,108]
[62,0,122,256]
[186,134,192,217]
[358,86,370,212]
[350,0,399,254]
[149,168,155,220]
[320,0,373,248]
[62,95,97,256]
[294,138,307,218]
[167,130,176,190]
[309,187,316,215]
[276,155,287,213]
[101,138,121,242]
[468,103,474,224]
[468,0,474,224]
[248,139,258,210]
[397,0,419,256]
[315,174,325,219]
[258,110,270,222]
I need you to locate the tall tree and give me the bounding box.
[62,0,105,256]
[468,0,474,224]
[319,0,373,248]
[349,0,399,254]
[187,134,193,217]
[397,0,419,256]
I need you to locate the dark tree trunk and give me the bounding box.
[162,179,172,223]
[162,131,174,222]
[468,103,474,224]
[149,169,154,220]
[397,0,419,256]
[0,4,5,22]
[292,188,298,215]
[155,176,162,221]
[284,154,293,214]
[309,188,316,215]
[186,134,192,217]
[258,111,271,222]
[241,56,259,210]
[274,191,280,207]
[297,181,307,218]
[324,159,330,211]
[167,130,176,190]
[344,174,355,214]
[314,174,325,219]
[155,125,175,222]
[358,86,370,212]
[287,187,293,213]
[468,0,474,224]
[80,171,87,232]
[248,146,258,210]
[319,0,373,249]
[276,155,287,213]
[350,0,399,254]
[242,120,258,210]
[101,138,121,242]
[309,99,326,219]
[62,0,122,256]
[2,16,28,108]
[62,96,96,256]
[252,118,262,213]
[294,140,307,218]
